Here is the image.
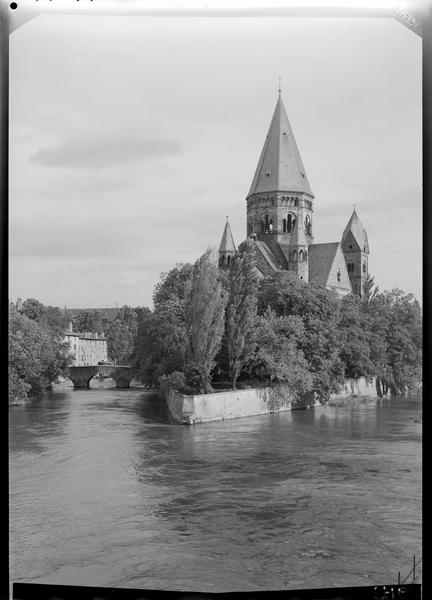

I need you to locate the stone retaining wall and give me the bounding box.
[329,377,378,401]
[166,377,379,425]
[166,387,317,425]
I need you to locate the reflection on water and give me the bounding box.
[9,386,421,592]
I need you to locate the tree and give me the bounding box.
[338,294,374,379]
[184,249,227,393]
[153,263,194,308]
[9,304,73,403]
[72,310,104,334]
[105,306,138,365]
[133,264,194,385]
[247,307,313,397]
[257,272,343,399]
[362,274,379,307]
[21,297,45,321]
[225,240,259,389]
[365,289,422,395]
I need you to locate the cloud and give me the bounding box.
[30,136,182,169]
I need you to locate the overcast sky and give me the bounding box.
[9,12,422,308]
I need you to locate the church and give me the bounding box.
[218,90,370,297]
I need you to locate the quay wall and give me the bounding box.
[166,386,317,425]
[329,377,378,402]
[166,377,379,424]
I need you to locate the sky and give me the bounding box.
[9,10,422,308]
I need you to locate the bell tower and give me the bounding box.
[341,209,370,296]
[245,89,314,281]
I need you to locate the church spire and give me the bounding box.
[341,208,370,297]
[342,208,369,253]
[247,93,313,198]
[218,217,236,268]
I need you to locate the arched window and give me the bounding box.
[269,219,273,233]
[283,218,287,233]
[227,255,231,267]
[292,217,296,231]
[293,250,297,261]
[220,255,225,267]
[363,261,366,273]
[337,269,341,282]
[299,250,303,261]
[287,214,292,232]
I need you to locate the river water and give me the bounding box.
[9,383,422,592]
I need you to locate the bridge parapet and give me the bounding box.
[68,365,133,389]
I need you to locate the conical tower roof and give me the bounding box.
[219,217,236,253]
[342,209,369,253]
[247,93,313,198]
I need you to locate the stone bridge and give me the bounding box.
[68,365,133,389]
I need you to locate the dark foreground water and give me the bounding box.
[9,383,421,592]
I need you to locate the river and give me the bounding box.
[9,383,422,592]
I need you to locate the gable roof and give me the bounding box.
[219,218,236,253]
[309,242,351,295]
[247,93,313,198]
[341,210,370,253]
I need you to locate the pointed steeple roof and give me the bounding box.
[342,209,369,253]
[219,217,236,253]
[247,93,313,198]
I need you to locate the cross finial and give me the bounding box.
[226,215,229,222]
[353,203,357,211]
[278,76,282,95]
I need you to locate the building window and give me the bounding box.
[269,219,273,233]
[220,255,225,267]
[337,269,341,282]
[293,250,297,261]
[305,215,312,235]
[294,198,299,207]
[265,214,269,234]
[283,218,287,233]
[299,250,303,261]
[261,220,264,234]
[363,261,366,273]
[227,255,231,267]
[287,213,296,233]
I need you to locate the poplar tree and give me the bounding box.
[106,306,138,365]
[225,239,259,389]
[184,249,227,393]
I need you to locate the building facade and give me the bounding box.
[64,323,108,366]
[219,91,370,297]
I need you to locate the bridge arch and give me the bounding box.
[68,365,133,389]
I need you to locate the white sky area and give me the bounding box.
[9,13,422,308]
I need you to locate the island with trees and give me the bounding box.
[9,242,422,410]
